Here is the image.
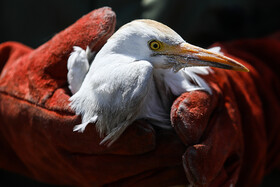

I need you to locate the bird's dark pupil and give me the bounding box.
[153,43,158,48]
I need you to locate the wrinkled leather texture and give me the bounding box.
[0,7,279,187]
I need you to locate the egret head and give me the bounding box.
[103,19,249,72]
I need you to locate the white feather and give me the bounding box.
[67,46,96,94]
[67,46,89,94]
[73,115,98,132]
[207,46,223,54]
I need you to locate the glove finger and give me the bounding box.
[0,7,116,106]
[55,119,157,155]
[182,99,243,186]
[208,159,241,187]
[41,7,116,80]
[171,90,218,146]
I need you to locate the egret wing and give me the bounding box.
[70,59,153,145]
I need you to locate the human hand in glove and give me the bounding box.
[0,7,189,187]
[171,36,280,186]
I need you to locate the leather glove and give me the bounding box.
[1,6,280,187]
[0,7,188,187]
[171,35,280,186]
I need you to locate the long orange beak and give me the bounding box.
[171,42,249,72]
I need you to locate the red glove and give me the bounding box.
[0,7,188,187]
[1,6,280,187]
[171,35,280,186]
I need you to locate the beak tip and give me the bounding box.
[233,65,250,72]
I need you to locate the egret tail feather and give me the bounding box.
[73,122,88,132]
[100,121,130,146]
[73,115,98,133]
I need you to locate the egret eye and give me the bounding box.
[149,40,162,51]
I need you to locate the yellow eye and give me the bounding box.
[149,40,162,51]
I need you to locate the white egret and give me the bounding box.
[67,19,248,145]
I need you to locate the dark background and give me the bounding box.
[0,0,280,186]
[1,0,280,48]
